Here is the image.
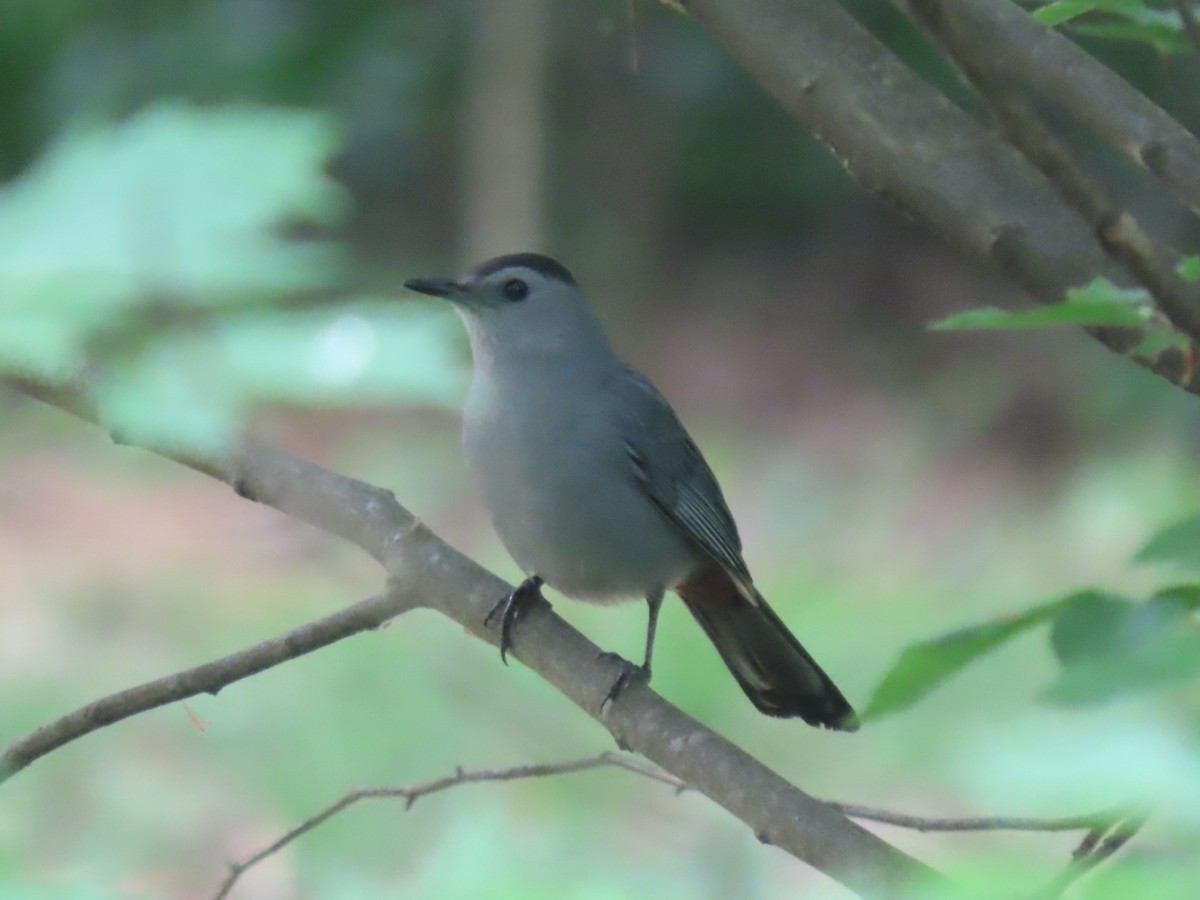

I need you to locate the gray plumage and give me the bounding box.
[405,253,856,729]
[619,369,748,582]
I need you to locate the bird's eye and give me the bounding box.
[502,278,529,302]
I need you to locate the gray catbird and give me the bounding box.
[405,253,857,730]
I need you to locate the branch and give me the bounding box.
[4,376,942,899]
[0,590,420,783]
[212,753,686,900]
[831,803,1119,834]
[906,0,1200,346]
[1037,812,1149,898]
[211,747,1126,900]
[682,0,1199,397]
[903,0,1200,214]
[682,0,1098,297]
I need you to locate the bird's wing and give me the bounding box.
[614,368,751,583]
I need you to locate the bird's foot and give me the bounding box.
[599,651,651,714]
[484,575,545,665]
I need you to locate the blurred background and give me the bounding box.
[3,1,1200,898]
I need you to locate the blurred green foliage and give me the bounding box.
[931,277,1196,374]
[0,102,463,453]
[1034,0,1197,52]
[1136,512,1200,565]
[868,555,1200,719]
[1045,586,1200,705]
[2,1,1200,899]
[863,592,1075,721]
[930,282,1151,331]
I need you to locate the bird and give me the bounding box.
[404,253,857,730]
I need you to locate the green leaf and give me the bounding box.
[1066,277,1152,307]
[861,593,1082,721]
[1041,590,1200,707]
[931,279,1150,331]
[1034,0,1192,54]
[0,103,346,318]
[1033,0,1160,27]
[218,299,467,407]
[1049,591,1135,666]
[0,309,101,377]
[1134,514,1200,568]
[929,301,1146,331]
[1072,19,1191,54]
[0,102,395,445]
[1127,329,1190,359]
[84,298,466,455]
[1180,256,1200,282]
[91,334,241,457]
[1148,584,1200,615]
[0,100,347,390]
[1034,1,1109,26]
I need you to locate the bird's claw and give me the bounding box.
[485,575,544,664]
[599,651,651,714]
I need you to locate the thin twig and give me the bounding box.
[210,749,1127,900]
[1036,812,1149,898]
[830,803,1117,834]
[0,590,419,784]
[1070,822,1107,862]
[211,753,687,899]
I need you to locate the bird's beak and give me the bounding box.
[403,277,461,299]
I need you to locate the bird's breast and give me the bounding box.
[461,368,697,601]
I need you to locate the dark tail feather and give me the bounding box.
[678,569,858,730]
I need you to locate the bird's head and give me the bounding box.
[405,253,611,363]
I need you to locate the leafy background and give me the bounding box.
[2,1,1200,898]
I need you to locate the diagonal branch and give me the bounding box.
[906,0,1200,347]
[0,590,421,783]
[3,375,942,899]
[902,0,1200,214]
[682,0,1199,394]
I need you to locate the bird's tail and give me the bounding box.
[677,565,858,730]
